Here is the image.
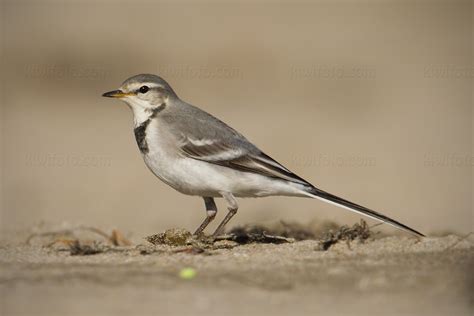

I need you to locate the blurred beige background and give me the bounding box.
[1,0,472,236]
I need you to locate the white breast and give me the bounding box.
[139,120,305,198]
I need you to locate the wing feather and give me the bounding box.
[180,138,309,185]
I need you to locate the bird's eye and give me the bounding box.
[139,86,149,94]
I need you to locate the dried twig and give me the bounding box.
[26,226,132,247]
[316,219,371,251]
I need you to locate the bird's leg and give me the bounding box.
[193,197,217,236]
[212,192,238,237]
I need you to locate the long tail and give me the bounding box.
[301,186,425,237]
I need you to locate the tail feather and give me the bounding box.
[303,186,425,237]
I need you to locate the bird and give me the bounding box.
[102,74,424,238]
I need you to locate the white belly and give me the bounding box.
[140,123,304,198]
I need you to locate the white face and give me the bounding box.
[103,74,176,125]
[119,82,169,111]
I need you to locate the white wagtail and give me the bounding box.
[103,74,424,237]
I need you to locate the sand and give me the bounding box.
[0,226,472,316]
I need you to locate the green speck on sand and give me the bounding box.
[179,267,197,280]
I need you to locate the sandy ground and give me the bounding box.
[0,226,472,316]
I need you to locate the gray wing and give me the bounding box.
[163,101,309,185]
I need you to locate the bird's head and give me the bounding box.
[102,74,177,113]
